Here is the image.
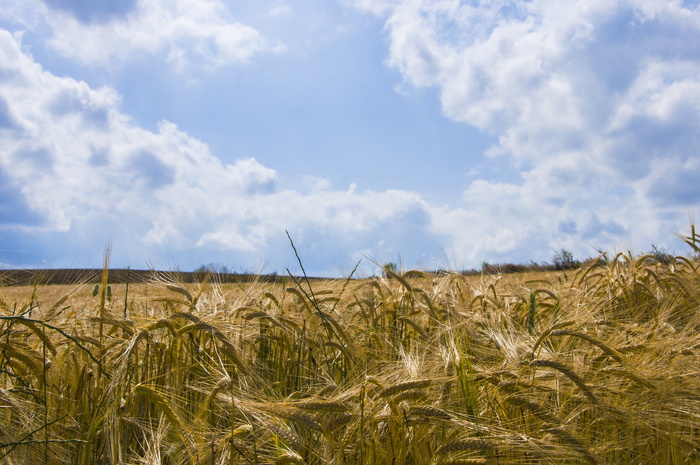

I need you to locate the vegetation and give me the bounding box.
[0,229,699,464]
[552,249,578,270]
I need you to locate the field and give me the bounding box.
[1,240,700,464]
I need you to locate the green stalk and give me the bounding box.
[99,245,111,365]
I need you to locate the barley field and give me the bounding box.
[1,233,699,464]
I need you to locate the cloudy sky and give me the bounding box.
[1,0,699,276]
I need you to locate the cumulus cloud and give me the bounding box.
[2,0,698,272]
[0,29,430,271]
[2,0,281,70]
[356,0,700,261]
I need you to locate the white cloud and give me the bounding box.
[2,0,282,71]
[2,0,698,271]
[355,0,700,262]
[0,29,432,271]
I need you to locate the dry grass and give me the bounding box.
[1,235,699,464]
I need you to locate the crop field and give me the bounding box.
[1,236,700,464]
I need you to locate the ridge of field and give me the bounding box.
[0,261,577,286]
[0,268,298,287]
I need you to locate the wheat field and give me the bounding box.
[1,233,699,464]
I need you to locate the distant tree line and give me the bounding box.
[462,249,585,276]
[1,246,686,286]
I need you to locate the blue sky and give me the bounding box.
[1,0,699,276]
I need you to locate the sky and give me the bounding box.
[0,0,699,276]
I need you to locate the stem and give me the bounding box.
[99,244,111,366]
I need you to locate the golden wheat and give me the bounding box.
[0,237,698,464]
